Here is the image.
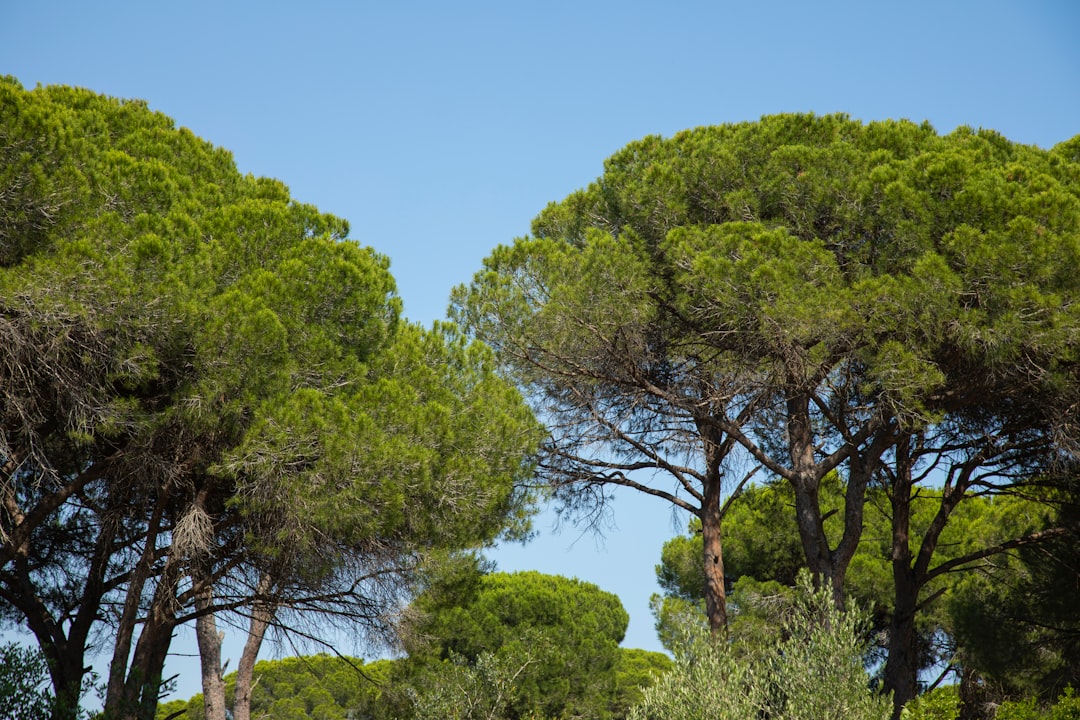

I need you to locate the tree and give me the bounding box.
[946,490,1080,706]
[452,115,1080,711]
[401,563,671,719]
[154,655,394,720]
[156,567,671,720]
[649,477,882,653]
[0,77,544,720]
[652,477,1074,718]
[629,572,890,720]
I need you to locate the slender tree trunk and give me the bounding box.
[233,574,275,720]
[883,437,980,719]
[194,578,227,720]
[786,393,839,599]
[882,434,917,720]
[694,417,732,637]
[105,480,173,713]
[111,556,181,720]
[701,475,728,636]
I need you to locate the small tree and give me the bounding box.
[401,562,670,720]
[630,572,890,720]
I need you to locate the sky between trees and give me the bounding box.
[1,0,1078,705]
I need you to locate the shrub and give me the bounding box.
[629,571,891,720]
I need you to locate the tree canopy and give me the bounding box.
[157,565,672,720]
[452,113,1080,715]
[401,564,669,720]
[0,77,544,720]
[154,655,394,720]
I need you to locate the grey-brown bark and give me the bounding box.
[194,579,227,720]
[233,575,275,720]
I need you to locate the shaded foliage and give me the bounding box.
[0,642,56,720]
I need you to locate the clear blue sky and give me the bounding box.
[2,0,1078,706]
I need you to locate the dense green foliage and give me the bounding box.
[995,688,1080,720]
[653,480,1055,639]
[452,113,1080,715]
[631,572,890,720]
[0,78,543,720]
[402,566,670,719]
[947,497,1080,701]
[651,479,1078,708]
[157,568,672,720]
[7,80,1079,720]
[155,655,392,720]
[902,685,1080,720]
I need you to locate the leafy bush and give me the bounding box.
[0,643,54,720]
[629,572,891,720]
[997,687,1080,720]
[900,685,960,720]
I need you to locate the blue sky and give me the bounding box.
[2,0,1079,706]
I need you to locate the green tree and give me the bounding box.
[653,478,1072,717]
[0,77,544,720]
[155,655,393,720]
[452,115,1080,715]
[402,565,670,719]
[946,493,1080,706]
[630,572,890,720]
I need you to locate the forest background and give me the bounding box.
[1,0,1079,711]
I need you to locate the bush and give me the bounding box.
[997,687,1080,720]
[901,685,960,720]
[0,643,55,720]
[629,571,891,720]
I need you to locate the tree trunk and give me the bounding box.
[791,477,833,585]
[786,393,839,599]
[105,480,174,714]
[233,574,275,720]
[110,556,181,720]
[194,579,227,720]
[701,480,728,636]
[883,574,920,720]
[883,435,976,719]
[8,563,86,720]
[882,434,917,719]
[47,648,86,720]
